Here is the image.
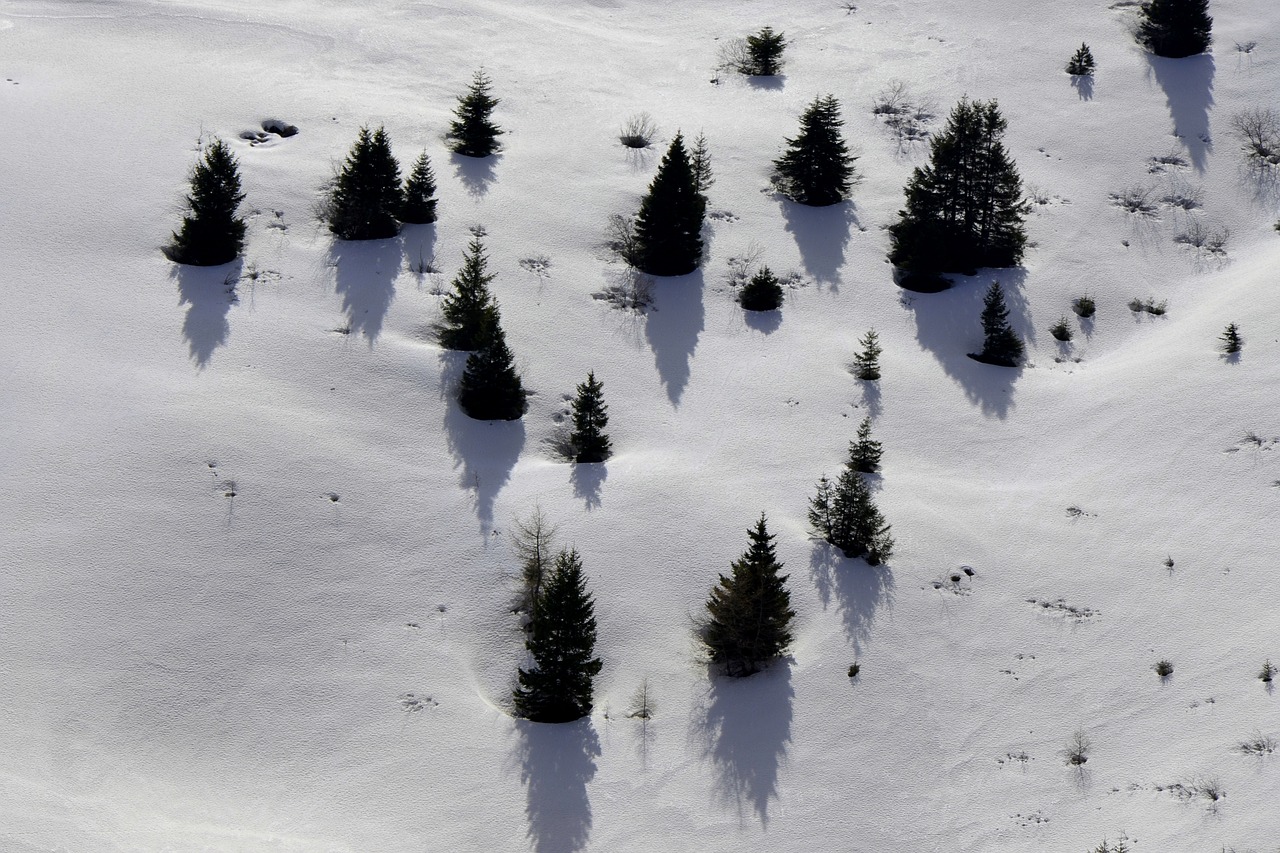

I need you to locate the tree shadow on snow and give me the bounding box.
[644,271,705,407]
[516,718,600,853]
[903,269,1029,419]
[440,354,525,535]
[743,307,783,335]
[1147,53,1214,173]
[746,74,785,91]
[809,544,896,657]
[328,237,403,345]
[780,199,857,289]
[452,152,499,198]
[1070,74,1094,101]
[570,462,606,510]
[173,259,242,369]
[694,660,793,827]
[401,223,438,280]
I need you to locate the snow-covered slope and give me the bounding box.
[2,1,1277,850]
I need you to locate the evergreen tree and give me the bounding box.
[853,328,882,380]
[1219,322,1242,354]
[808,467,893,565]
[1138,0,1212,58]
[400,151,438,224]
[514,548,603,723]
[446,69,504,157]
[690,132,714,199]
[849,416,882,474]
[974,280,1025,366]
[703,514,796,677]
[439,238,499,351]
[168,138,246,266]
[888,98,1028,275]
[327,125,403,241]
[632,132,706,276]
[772,94,857,207]
[569,371,612,463]
[744,27,787,75]
[458,308,527,420]
[1066,43,1096,75]
[739,265,784,311]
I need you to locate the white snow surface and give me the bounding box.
[2,0,1278,850]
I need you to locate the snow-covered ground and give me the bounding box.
[2,1,1278,850]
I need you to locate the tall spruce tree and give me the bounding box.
[973,280,1024,366]
[772,95,857,207]
[400,151,438,224]
[849,416,883,474]
[513,548,603,723]
[632,132,706,276]
[169,138,246,266]
[853,328,882,380]
[704,514,796,677]
[327,125,403,241]
[888,98,1028,276]
[446,69,504,157]
[1138,0,1212,58]
[458,308,526,420]
[744,27,787,76]
[439,238,499,351]
[569,371,611,463]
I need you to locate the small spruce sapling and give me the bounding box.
[849,416,882,474]
[1260,659,1275,683]
[740,266,784,311]
[1050,316,1073,342]
[744,27,787,76]
[446,69,504,157]
[690,132,714,200]
[973,281,1024,366]
[853,328,882,380]
[569,371,612,463]
[1220,322,1242,354]
[1066,43,1096,75]
[168,138,247,266]
[400,151,438,224]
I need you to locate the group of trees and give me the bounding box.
[808,417,894,565]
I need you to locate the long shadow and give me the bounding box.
[452,152,498,198]
[904,269,1029,419]
[644,270,705,407]
[517,718,600,853]
[809,544,896,657]
[1070,74,1094,101]
[570,462,606,510]
[780,199,856,289]
[441,354,525,534]
[695,661,793,827]
[329,237,403,345]
[173,259,242,369]
[1148,53,1214,173]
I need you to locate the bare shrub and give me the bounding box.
[592,268,654,313]
[1240,731,1276,755]
[715,37,752,75]
[1065,729,1091,765]
[1232,108,1280,165]
[1175,220,1229,255]
[1109,185,1158,216]
[1159,181,1203,210]
[619,112,659,149]
[871,80,936,149]
[605,212,638,265]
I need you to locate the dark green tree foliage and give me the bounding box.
[888,98,1028,275]
[439,238,499,351]
[740,266,784,311]
[704,514,796,677]
[169,139,246,266]
[745,27,787,75]
[772,95,857,207]
[632,132,706,276]
[569,371,612,463]
[1066,43,1096,75]
[974,281,1025,366]
[458,309,526,420]
[400,151,438,224]
[327,126,403,241]
[1138,0,1212,58]
[853,328,882,380]
[1220,322,1242,353]
[849,416,882,474]
[446,69,504,157]
[514,548,603,723]
[808,468,893,565]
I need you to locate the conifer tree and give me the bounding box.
[974,280,1024,366]
[888,99,1028,276]
[1066,43,1096,75]
[853,328,882,380]
[739,265,784,311]
[1219,322,1242,354]
[400,151,438,224]
[513,548,603,723]
[1138,0,1212,58]
[772,94,857,207]
[168,138,246,266]
[703,514,796,677]
[446,69,504,157]
[569,371,612,463]
[690,132,714,199]
[744,27,787,75]
[849,416,882,474]
[458,308,527,420]
[808,467,893,565]
[327,125,403,241]
[631,132,706,276]
[439,238,499,351]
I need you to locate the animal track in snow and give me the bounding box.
[399,693,438,712]
[240,119,298,146]
[1027,597,1097,620]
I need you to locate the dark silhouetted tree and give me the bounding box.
[745,27,787,75]
[704,514,795,677]
[446,69,503,157]
[327,125,403,241]
[632,132,706,276]
[849,416,882,474]
[439,238,499,351]
[514,548,603,723]
[168,138,246,266]
[458,308,526,420]
[809,458,893,565]
[888,98,1028,276]
[772,94,857,206]
[973,280,1024,366]
[1066,43,1096,75]
[400,151,438,224]
[853,328,882,380]
[1138,0,1212,58]
[739,265,784,311]
[569,371,611,463]
[1219,322,1242,354]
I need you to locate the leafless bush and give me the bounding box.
[1148,150,1189,173]
[592,268,654,313]
[872,80,936,149]
[1234,40,1258,54]
[1064,730,1091,765]
[725,241,766,289]
[605,213,638,265]
[716,37,753,75]
[619,112,659,149]
[1128,296,1168,315]
[1175,220,1229,255]
[1159,180,1203,210]
[1232,108,1280,165]
[1109,185,1158,216]
[1240,731,1276,755]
